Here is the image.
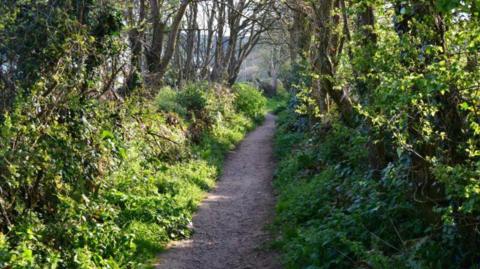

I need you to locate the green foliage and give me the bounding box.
[280,60,312,92]
[0,82,265,267]
[274,1,480,268]
[273,102,479,268]
[177,83,209,117]
[0,0,269,267]
[0,1,123,94]
[155,87,187,117]
[274,109,434,268]
[266,88,290,114]
[232,83,267,121]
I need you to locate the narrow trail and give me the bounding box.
[155,113,281,269]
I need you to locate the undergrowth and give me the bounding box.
[0,82,265,268]
[265,87,289,115]
[272,105,477,269]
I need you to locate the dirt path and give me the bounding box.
[155,113,281,269]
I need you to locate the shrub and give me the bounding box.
[0,82,266,267]
[273,105,477,269]
[232,83,266,121]
[155,87,187,116]
[177,83,208,118]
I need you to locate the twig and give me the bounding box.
[147,130,180,145]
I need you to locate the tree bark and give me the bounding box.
[211,1,227,82]
[311,0,355,125]
[123,0,145,95]
[182,3,198,82]
[146,0,190,88]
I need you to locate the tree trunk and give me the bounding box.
[146,0,190,88]
[182,3,198,82]
[311,0,355,126]
[123,0,145,95]
[201,3,216,79]
[351,2,387,178]
[211,2,226,82]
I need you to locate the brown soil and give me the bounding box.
[155,113,281,269]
